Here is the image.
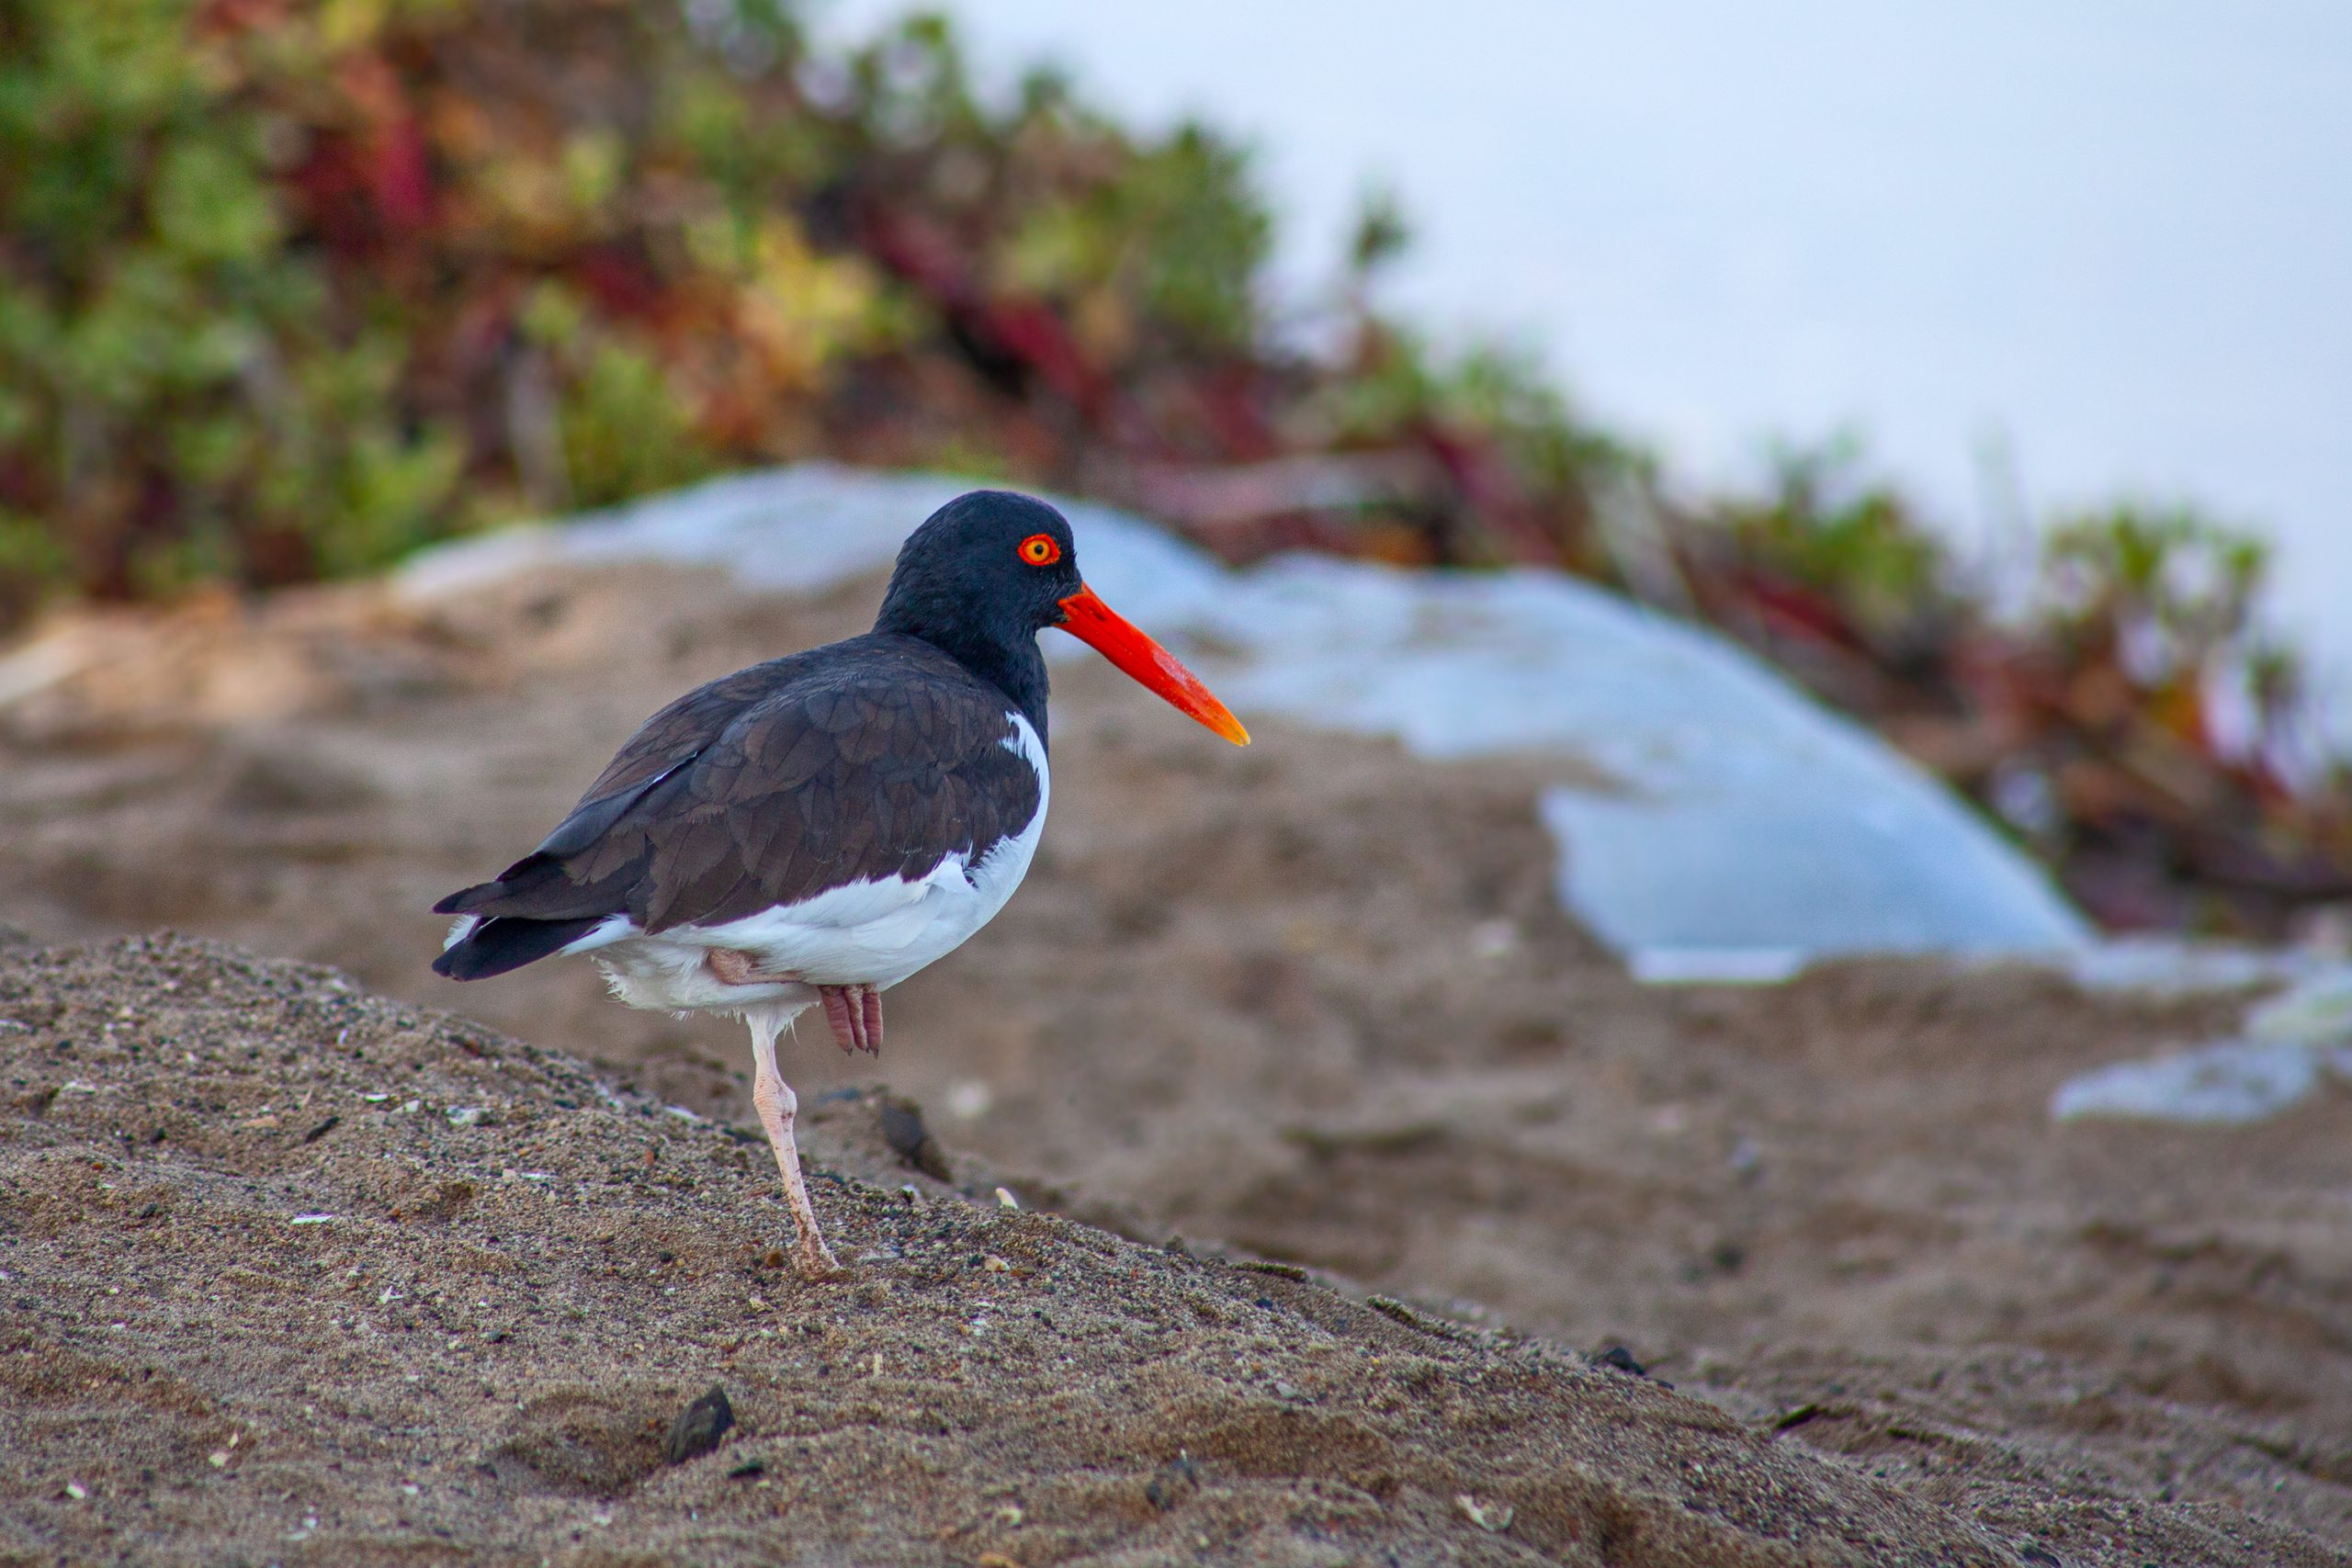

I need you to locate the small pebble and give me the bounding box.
[1454,1494,1514,1533]
[665,1384,735,1464]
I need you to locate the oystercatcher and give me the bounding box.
[430,491,1247,1277]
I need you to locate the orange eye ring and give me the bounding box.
[1018,534,1061,566]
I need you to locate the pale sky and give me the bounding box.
[820,1,2352,722]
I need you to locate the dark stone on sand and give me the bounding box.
[876,1095,952,1181]
[1145,1452,1198,1512]
[665,1384,735,1465]
[1595,1346,1646,1377]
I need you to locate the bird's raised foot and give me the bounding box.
[702,955,882,1058]
[819,983,884,1056]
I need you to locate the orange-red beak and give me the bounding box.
[1055,583,1250,746]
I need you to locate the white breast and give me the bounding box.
[571,712,1050,1016]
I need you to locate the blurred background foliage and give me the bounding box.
[0,0,2344,932]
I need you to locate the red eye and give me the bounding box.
[1018,534,1061,566]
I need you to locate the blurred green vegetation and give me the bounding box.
[1713,437,1957,655]
[0,0,2342,931]
[0,0,1288,618]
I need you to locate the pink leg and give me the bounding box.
[744,1004,842,1280]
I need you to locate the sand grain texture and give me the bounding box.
[0,935,2107,1567]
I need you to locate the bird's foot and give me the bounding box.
[818,983,884,1056]
[795,1233,848,1281]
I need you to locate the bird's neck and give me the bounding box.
[876,612,1051,746]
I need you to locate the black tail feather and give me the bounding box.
[433,855,563,917]
[432,915,604,981]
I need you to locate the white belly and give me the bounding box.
[564,713,1048,1018]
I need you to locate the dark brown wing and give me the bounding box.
[433,635,1043,943]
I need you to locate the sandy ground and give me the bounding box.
[4,564,2351,1562]
[1,935,2335,1568]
